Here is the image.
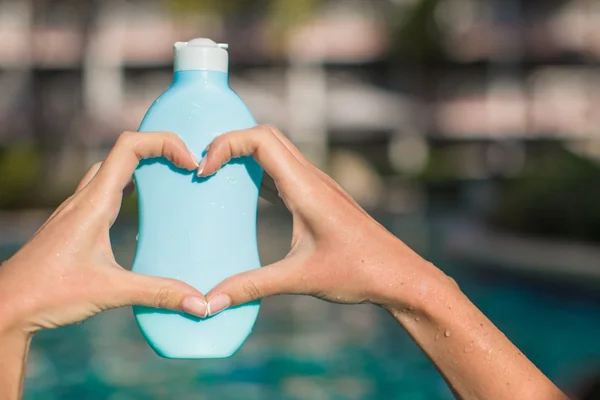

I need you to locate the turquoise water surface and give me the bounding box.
[2,210,599,399]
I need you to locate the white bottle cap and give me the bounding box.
[173,38,229,73]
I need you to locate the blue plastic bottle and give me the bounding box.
[132,38,262,359]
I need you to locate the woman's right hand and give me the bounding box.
[200,125,568,400]
[198,124,452,316]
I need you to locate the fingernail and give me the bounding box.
[197,157,207,177]
[207,294,231,316]
[188,149,199,167]
[182,297,208,318]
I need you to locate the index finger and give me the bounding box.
[93,131,198,193]
[199,125,309,200]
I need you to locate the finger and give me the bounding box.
[262,124,310,165]
[260,125,366,214]
[111,269,208,318]
[205,258,304,316]
[75,162,103,193]
[93,131,198,194]
[259,125,311,203]
[78,162,136,197]
[198,125,308,200]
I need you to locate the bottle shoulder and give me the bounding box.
[140,83,255,134]
[152,83,245,110]
[148,85,249,118]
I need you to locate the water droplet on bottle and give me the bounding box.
[221,205,225,209]
[135,234,139,241]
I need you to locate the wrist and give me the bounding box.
[381,264,566,400]
[377,254,466,322]
[0,321,32,400]
[0,324,31,346]
[0,310,31,347]
[386,272,467,323]
[0,308,31,339]
[0,260,32,337]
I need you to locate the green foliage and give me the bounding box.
[0,144,41,208]
[165,0,324,51]
[120,191,139,218]
[166,0,445,59]
[488,144,600,242]
[167,0,268,14]
[388,0,445,60]
[166,0,322,25]
[419,146,464,181]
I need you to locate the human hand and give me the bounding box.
[199,125,451,316]
[198,126,568,400]
[0,131,209,335]
[194,124,567,400]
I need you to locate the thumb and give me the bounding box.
[111,270,208,318]
[205,258,305,316]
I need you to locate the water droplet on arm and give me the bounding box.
[464,341,475,353]
[444,329,451,338]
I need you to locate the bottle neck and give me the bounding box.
[173,70,229,87]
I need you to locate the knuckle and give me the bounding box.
[152,285,173,308]
[258,124,275,138]
[163,132,180,147]
[162,131,177,140]
[210,135,223,148]
[250,125,274,150]
[242,280,262,301]
[206,138,223,158]
[263,124,279,134]
[116,131,136,148]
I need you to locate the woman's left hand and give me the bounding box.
[0,131,209,335]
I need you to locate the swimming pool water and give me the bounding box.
[4,211,599,399]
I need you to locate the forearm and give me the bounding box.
[0,326,31,400]
[390,271,569,400]
[0,261,30,399]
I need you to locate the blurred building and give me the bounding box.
[0,0,599,194]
